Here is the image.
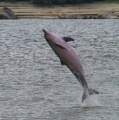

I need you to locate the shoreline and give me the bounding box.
[1,2,119,19]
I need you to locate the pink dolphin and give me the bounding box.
[43,29,99,102]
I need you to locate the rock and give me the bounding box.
[0,14,9,19]
[82,14,106,19]
[58,13,106,19]
[0,7,18,19]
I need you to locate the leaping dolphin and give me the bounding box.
[43,29,99,102]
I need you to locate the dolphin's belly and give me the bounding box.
[56,47,83,73]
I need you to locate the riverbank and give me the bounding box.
[0,2,119,19]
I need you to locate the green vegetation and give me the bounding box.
[105,0,119,2]
[1,0,119,4]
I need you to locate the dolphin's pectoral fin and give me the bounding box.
[62,37,74,42]
[56,43,68,51]
[60,60,66,65]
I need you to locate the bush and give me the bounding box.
[31,0,40,4]
[52,0,66,4]
[31,0,52,4]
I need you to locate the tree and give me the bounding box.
[52,0,66,4]
[31,0,52,4]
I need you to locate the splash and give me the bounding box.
[81,94,100,108]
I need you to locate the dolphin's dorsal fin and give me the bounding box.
[62,37,74,42]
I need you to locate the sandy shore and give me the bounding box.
[1,2,119,19]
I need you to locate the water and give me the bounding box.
[0,19,119,120]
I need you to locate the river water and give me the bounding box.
[0,19,119,120]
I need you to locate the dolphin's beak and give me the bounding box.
[42,29,46,34]
[42,29,45,33]
[43,29,50,42]
[42,29,49,35]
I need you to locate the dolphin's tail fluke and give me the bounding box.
[82,88,99,102]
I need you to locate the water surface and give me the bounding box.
[0,19,119,120]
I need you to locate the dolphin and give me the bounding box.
[43,29,99,102]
